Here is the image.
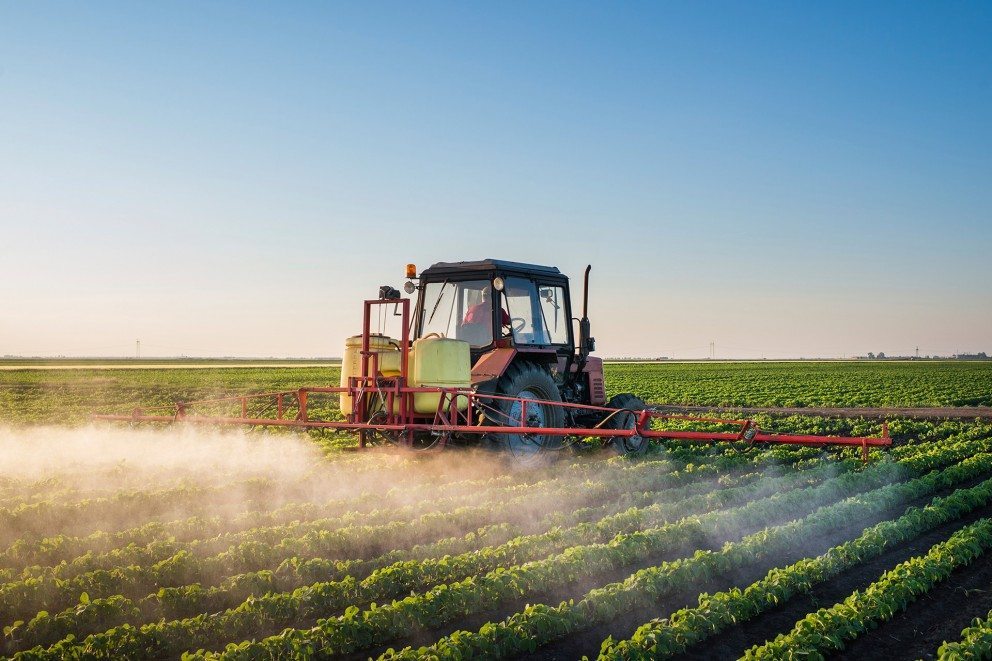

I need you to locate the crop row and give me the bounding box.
[375,448,992,660]
[6,363,992,426]
[0,443,478,503]
[607,361,992,408]
[11,461,858,659]
[0,462,715,580]
[2,455,697,575]
[1,463,631,575]
[7,439,819,581]
[0,482,247,550]
[0,455,574,566]
[3,457,832,653]
[14,431,986,659]
[743,516,992,658]
[179,445,967,660]
[3,443,658,556]
[600,465,992,658]
[2,442,791,573]
[0,453,768,625]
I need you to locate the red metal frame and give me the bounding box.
[352,298,412,447]
[92,386,891,459]
[93,297,892,459]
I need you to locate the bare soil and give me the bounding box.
[835,543,992,660]
[518,472,992,660]
[673,497,992,661]
[350,472,992,660]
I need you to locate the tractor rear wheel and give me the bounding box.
[490,362,565,466]
[604,393,649,456]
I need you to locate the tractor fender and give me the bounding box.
[470,347,560,389]
[471,348,517,388]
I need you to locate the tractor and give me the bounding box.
[345,259,647,463]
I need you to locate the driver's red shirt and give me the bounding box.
[464,302,510,326]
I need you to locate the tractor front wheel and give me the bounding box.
[491,362,565,467]
[604,393,650,456]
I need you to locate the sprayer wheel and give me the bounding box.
[604,393,650,456]
[490,361,565,467]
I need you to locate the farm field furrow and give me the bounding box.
[598,468,992,659]
[175,443,984,660]
[3,445,814,580]
[522,485,992,661]
[0,455,768,624]
[743,516,992,659]
[7,470,772,651]
[832,524,992,661]
[1,361,990,660]
[2,458,678,573]
[936,607,992,659]
[6,459,830,654]
[373,447,992,661]
[2,444,793,567]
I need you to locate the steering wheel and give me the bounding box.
[510,317,526,333]
[421,332,445,339]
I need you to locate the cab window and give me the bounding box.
[503,277,567,346]
[538,285,569,344]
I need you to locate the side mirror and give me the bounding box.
[586,337,596,352]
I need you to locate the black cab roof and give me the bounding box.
[421,259,564,279]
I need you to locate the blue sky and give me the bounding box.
[1,2,990,358]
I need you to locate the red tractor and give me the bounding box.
[380,259,647,462]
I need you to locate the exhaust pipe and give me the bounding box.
[577,265,594,371]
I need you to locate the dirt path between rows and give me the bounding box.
[834,537,992,660]
[352,468,969,661]
[528,471,992,660]
[651,404,992,420]
[680,486,992,661]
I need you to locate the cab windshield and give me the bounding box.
[419,279,494,347]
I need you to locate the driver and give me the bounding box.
[463,286,510,330]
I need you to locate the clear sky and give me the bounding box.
[1,2,990,359]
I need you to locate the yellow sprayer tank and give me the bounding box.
[340,334,470,416]
[410,336,471,414]
[339,334,399,413]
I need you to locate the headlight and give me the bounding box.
[403,281,416,294]
[493,276,505,292]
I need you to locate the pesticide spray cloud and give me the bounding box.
[0,422,870,644]
[0,425,654,556]
[0,421,856,600]
[0,424,324,486]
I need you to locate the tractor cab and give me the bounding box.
[407,259,606,427]
[412,260,574,360]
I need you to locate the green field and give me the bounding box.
[608,360,992,407]
[2,360,992,659]
[1,360,989,426]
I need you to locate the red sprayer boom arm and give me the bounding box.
[93,297,891,459]
[94,385,891,459]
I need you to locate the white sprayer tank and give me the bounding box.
[339,334,399,413]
